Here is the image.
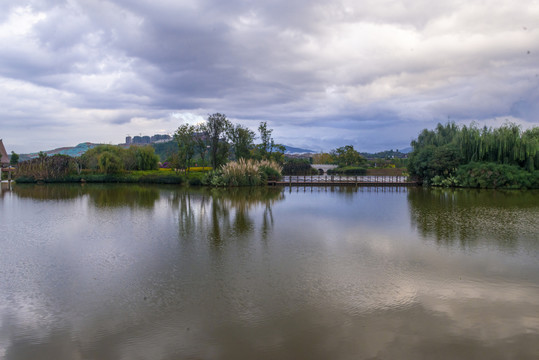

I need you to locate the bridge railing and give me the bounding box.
[281,175,410,183]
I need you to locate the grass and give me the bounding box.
[15,170,186,184]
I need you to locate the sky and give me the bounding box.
[1,0,538,154]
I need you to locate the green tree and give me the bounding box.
[331,145,365,167]
[98,151,123,174]
[174,124,197,171]
[408,122,538,185]
[228,124,255,160]
[312,152,335,164]
[254,121,285,162]
[81,145,124,170]
[10,151,19,165]
[205,113,231,168]
[194,124,209,167]
[135,146,159,170]
[257,121,272,159]
[408,144,463,184]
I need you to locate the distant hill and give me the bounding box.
[400,147,412,154]
[19,142,101,161]
[16,142,315,162]
[284,145,315,154]
[360,149,409,159]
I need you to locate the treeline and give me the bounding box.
[80,145,159,173]
[15,145,173,183]
[408,122,539,188]
[310,145,406,171]
[172,113,285,172]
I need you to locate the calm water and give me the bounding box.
[0,183,538,360]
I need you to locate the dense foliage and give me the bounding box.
[10,151,19,165]
[171,115,286,169]
[331,145,367,167]
[15,145,165,183]
[81,145,159,173]
[327,166,367,175]
[16,154,79,181]
[282,159,317,175]
[408,122,539,188]
[311,145,367,168]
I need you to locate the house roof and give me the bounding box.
[0,139,9,165]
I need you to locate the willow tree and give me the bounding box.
[408,122,538,184]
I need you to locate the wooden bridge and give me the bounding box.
[269,175,417,187]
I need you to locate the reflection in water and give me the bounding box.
[12,183,161,208]
[171,187,283,247]
[0,185,538,359]
[408,188,539,249]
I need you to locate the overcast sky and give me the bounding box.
[1,0,538,154]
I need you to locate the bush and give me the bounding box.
[15,154,79,181]
[260,165,281,181]
[455,162,539,189]
[282,159,316,175]
[81,144,159,172]
[98,151,123,174]
[327,166,367,175]
[187,172,205,186]
[203,159,282,186]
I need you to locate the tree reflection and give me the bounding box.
[170,187,284,246]
[12,183,161,209]
[11,183,84,200]
[408,187,539,249]
[87,184,160,209]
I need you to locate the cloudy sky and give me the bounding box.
[1,0,538,154]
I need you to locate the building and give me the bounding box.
[0,139,9,167]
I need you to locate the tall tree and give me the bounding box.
[331,145,365,167]
[174,123,197,172]
[257,121,273,159]
[205,113,231,168]
[227,124,255,160]
[193,123,209,167]
[10,151,19,166]
[408,122,539,184]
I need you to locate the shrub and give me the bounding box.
[98,151,123,174]
[187,172,205,186]
[327,166,367,175]
[455,162,538,189]
[15,154,79,181]
[282,159,316,175]
[203,159,282,186]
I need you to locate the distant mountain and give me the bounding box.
[360,149,409,159]
[19,142,101,161]
[400,147,412,154]
[284,145,315,154]
[17,142,315,162]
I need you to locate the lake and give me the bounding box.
[0,183,538,359]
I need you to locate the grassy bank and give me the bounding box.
[15,169,186,185]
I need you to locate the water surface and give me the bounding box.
[0,184,538,359]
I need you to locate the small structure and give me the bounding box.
[311,164,338,174]
[0,139,11,181]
